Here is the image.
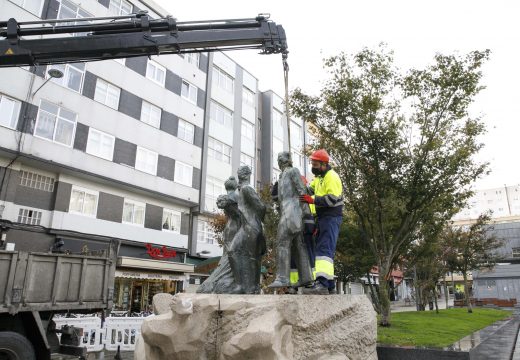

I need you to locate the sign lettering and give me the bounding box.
[145,243,177,260]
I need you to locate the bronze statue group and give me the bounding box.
[197,149,343,295]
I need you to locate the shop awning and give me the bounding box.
[115,269,186,281]
[117,256,195,273]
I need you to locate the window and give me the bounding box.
[94,79,120,109]
[19,171,55,192]
[18,208,42,225]
[162,209,181,233]
[174,161,193,187]
[146,60,166,86]
[10,0,44,16]
[513,248,520,258]
[135,147,158,175]
[57,0,92,36]
[210,101,233,127]
[108,0,132,15]
[208,137,231,164]
[0,94,21,129]
[292,151,303,172]
[241,120,254,140]
[122,199,145,225]
[306,131,316,147]
[272,137,284,169]
[272,168,281,183]
[69,186,98,217]
[242,87,255,107]
[212,66,234,93]
[35,100,76,146]
[178,119,195,144]
[86,128,115,161]
[185,53,200,66]
[205,176,225,212]
[197,220,215,244]
[181,80,198,104]
[290,121,303,150]
[272,109,284,139]
[47,63,85,93]
[240,153,254,179]
[140,101,161,128]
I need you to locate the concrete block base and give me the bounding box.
[135,293,377,360]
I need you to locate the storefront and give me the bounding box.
[113,243,195,313]
[113,269,188,313]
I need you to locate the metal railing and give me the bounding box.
[53,313,152,352]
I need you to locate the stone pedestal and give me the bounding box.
[135,293,377,360]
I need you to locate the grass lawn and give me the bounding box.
[377,308,512,348]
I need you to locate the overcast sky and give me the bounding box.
[157,0,520,190]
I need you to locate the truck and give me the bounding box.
[0,238,119,359]
[0,10,288,359]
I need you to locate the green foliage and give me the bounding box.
[335,213,376,282]
[208,212,227,248]
[290,45,490,326]
[378,308,512,347]
[257,184,280,292]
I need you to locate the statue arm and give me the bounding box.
[288,168,306,195]
[243,186,266,213]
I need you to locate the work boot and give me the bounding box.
[302,282,329,295]
[268,277,291,288]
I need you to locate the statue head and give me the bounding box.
[277,151,292,170]
[216,194,235,209]
[237,165,252,184]
[225,176,238,194]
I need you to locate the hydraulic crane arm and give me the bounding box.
[0,12,288,67]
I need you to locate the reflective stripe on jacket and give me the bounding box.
[309,168,343,217]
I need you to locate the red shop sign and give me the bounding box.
[145,243,177,260]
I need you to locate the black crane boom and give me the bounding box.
[0,12,288,67]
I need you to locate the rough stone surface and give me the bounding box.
[136,293,377,360]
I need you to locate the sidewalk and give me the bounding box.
[390,295,454,312]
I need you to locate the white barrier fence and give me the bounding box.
[53,315,149,352]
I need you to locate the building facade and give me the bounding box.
[452,185,520,306]
[0,0,312,304]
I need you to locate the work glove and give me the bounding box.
[299,194,314,204]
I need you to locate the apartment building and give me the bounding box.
[0,0,313,306]
[258,91,310,186]
[453,184,520,221]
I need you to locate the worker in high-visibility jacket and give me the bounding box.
[299,149,343,294]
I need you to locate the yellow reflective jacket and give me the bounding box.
[309,167,343,217]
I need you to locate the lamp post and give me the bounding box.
[31,68,64,98]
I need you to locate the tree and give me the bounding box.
[335,213,377,306]
[443,213,503,313]
[406,233,450,313]
[290,46,489,326]
[257,184,280,292]
[209,212,227,248]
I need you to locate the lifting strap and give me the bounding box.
[282,52,291,150]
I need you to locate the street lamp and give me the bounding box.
[31,68,64,97]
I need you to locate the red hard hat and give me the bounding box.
[310,149,329,163]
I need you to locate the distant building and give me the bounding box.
[453,185,520,306]
[453,184,520,221]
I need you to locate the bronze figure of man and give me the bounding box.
[269,151,313,288]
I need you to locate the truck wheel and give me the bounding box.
[0,332,36,360]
